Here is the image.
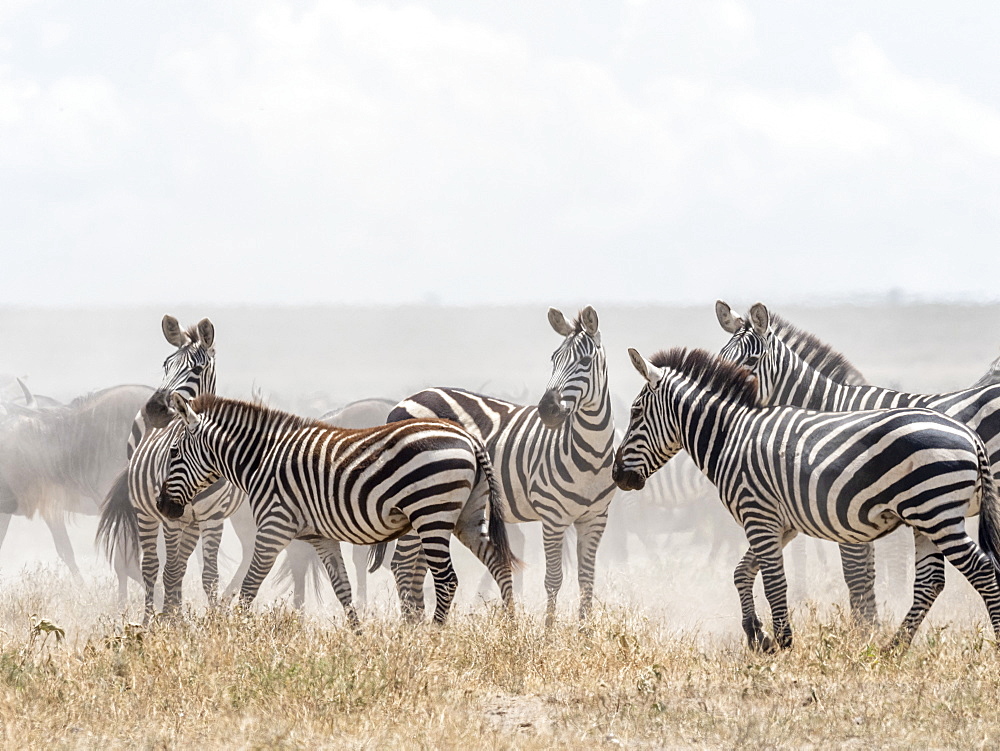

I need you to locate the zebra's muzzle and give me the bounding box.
[156,491,186,520]
[612,451,646,491]
[143,390,176,430]
[538,389,570,428]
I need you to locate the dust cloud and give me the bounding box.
[1,302,999,641]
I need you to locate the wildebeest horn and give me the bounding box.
[16,378,36,409]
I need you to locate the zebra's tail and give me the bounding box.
[470,436,522,573]
[95,468,139,567]
[974,435,1000,577]
[367,542,389,574]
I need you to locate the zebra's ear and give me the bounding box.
[196,318,215,349]
[162,315,189,348]
[748,302,770,337]
[628,348,664,386]
[171,392,201,428]
[715,300,744,334]
[548,308,575,337]
[579,306,599,337]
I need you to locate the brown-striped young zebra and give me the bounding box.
[382,306,615,625]
[158,394,517,624]
[614,347,1000,653]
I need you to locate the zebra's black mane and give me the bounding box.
[768,314,867,386]
[649,348,759,407]
[191,394,320,431]
[569,311,589,333]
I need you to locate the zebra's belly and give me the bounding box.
[296,501,412,545]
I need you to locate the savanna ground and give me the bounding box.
[3,303,1000,748]
[2,534,999,750]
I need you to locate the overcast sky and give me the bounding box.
[3,1,1000,307]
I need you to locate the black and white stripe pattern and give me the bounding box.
[613,347,1000,652]
[98,315,244,623]
[717,301,879,622]
[385,306,616,625]
[158,394,517,625]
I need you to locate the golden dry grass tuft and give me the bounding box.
[3,567,1000,750]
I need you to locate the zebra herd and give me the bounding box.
[6,302,1000,654]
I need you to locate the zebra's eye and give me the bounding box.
[190,364,204,376]
[169,445,179,459]
[578,355,593,367]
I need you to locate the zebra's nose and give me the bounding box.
[538,389,569,428]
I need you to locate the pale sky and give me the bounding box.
[3,1,1000,307]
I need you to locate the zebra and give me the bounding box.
[717,301,881,622]
[97,315,247,622]
[613,346,1000,652]
[383,306,616,626]
[157,393,518,625]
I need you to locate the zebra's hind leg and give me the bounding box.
[886,530,945,652]
[162,522,200,617]
[574,512,609,622]
[304,537,359,631]
[407,522,458,624]
[541,521,570,627]
[455,516,516,614]
[839,542,878,626]
[200,518,225,607]
[390,532,428,622]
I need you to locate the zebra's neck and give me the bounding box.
[561,367,615,457]
[200,402,303,493]
[671,385,742,485]
[763,337,852,411]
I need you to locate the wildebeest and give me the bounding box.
[0,383,153,576]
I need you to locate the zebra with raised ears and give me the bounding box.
[384,306,616,625]
[158,394,517,625]
[613,347,1000,653]
[718,301,881,623]
[97,315,245,622]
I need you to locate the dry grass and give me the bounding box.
[2,567,1000,750]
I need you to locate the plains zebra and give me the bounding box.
[383,306,615,625]
[613,347,1000,652]
[718,301,880,622]
[97,315,247,623]
[157,394,517,625]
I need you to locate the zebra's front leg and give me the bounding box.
[838,542,878,626]
[886,530,945,652]
[137,514,161,625]
[390,532,427,622]
[747,526,795,651]
[542,521,570,627]
[199,517,225,607]
[574,512,609,622]
[162,522,200,616]
[733,548,769,651]
[305,537,359,631]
